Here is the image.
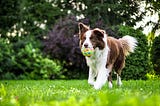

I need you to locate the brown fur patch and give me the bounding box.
[106,37,125,75]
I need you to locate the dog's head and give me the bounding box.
[78,23,106,50]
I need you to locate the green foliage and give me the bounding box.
[114,26,150,80]
[0,0,66,80]
[55,0,144,27]
[83,0,143,26]
[0,0,150,38]
[145,0,160,33]
[151,35,160,74]
[14,42,63,79]
[0,0,64,37]
[0,84,6,99]
[0,36,64,80]
[0,0,20,32]
[0,38,14,74]
[0,80,160,106]
[146,72,159,80]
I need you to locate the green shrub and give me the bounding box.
[146,72,159,80]
[114,26,150,80]
[0,38,15,79]
[0,36,65,80]
[151,35,160,75]
[14,41,64,79]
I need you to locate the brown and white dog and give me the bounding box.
[78,23,137,90]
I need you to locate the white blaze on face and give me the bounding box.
[82,30,93,48]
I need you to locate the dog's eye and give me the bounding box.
[90,36,97,41]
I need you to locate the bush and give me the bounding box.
[43,16,150,80]
[14,42,64,79]
[151,35,160,74]
[0,38,15,79]
[0,36,64,80]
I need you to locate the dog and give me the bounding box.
[78,23,137,90]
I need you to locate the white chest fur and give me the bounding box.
[86,47,109,73]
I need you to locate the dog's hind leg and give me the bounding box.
[107,64,113,88]
[114,55,125,87]
[115,66,123,86]
[108,72,113,88]
[116,73,122,86]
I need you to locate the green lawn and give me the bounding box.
[0,80,160,106]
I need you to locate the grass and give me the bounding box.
[0,80,160,106]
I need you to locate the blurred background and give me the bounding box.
[0,0,159,80]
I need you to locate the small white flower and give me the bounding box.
[34,21,37,25]
[39,24,46,30]
[18,32,21,37]
[23,21,26,24]
[44,20,47,23]
[7,32,11,37]
[32,49,35,52]
[14,30,17,33]
[11,32,16,37]
[20,28,24,32]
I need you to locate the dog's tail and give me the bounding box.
[119,35,138,56]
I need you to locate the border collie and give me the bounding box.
[78,23,137,90]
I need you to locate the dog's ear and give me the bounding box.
[78,23,89,39]
[93,28,105,38]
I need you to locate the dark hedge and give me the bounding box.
[151,35,160,74]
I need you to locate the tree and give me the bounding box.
[0,0,64,39]
[143,0,160,36]
[55,0,145,27]
[0,0,20,36]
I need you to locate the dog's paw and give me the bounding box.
[94,83,102,90]
[88,80,95,86]
[117,81,122,86]
[117,79,122,86]
[108,81,113,89]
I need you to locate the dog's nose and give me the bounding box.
[84,43,88,48]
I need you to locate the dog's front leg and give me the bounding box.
[88,68,96,86]
[94,68,109,90]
